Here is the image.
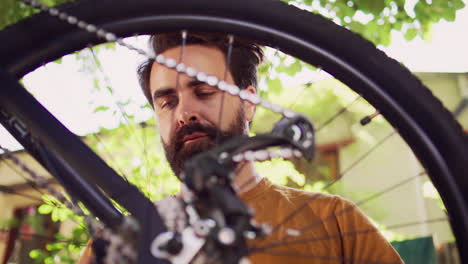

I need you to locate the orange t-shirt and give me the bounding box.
[240,178,403,264]
[79,178,402,264]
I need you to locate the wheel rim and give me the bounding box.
[1,3,467,262]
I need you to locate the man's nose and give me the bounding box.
[176,100,200,127]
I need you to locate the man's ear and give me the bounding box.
[244,85,257,122]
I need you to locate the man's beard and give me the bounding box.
[162,108,246,178]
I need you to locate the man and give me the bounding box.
[81,32,402,263]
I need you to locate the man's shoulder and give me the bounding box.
[265,181,349,210]
[268,181,331,199]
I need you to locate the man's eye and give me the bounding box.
[161,98,177,109]
[197,91,216,97]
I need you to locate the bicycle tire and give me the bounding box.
[0,0,467,262]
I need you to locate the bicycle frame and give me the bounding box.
[0,68,167,263]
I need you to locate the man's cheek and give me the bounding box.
[156,118,171,142]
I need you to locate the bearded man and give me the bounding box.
[80,32,402,264]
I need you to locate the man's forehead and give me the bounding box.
[149,44,232,91]
[156,44,225,67]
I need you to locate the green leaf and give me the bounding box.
[380,31,392,46]
[51,208,59,222]
[105,84,114,94]
[38,204,53,214]
[348,21,366,34]
[368,0,385,14]
[46,242,65,251]
[29,249,45,259]
[93,105,110,113]
[276,60,302,76]
[267,78,283,95]
[421,23,434,42]
[393,21,403,31]
[404,28,418,41]
[443,8,456,22]
[93,79,100,90]
[452,0,465,10]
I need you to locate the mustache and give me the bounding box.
[173,123,218,152]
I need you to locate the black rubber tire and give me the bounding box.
[1,0,467,261]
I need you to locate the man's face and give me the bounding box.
[149,44,256,176]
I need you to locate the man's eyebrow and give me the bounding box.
[152,88,175,100]
[152,80,210,100]
[187,80,207,88]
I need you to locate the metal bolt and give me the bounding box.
[239,257,251,264]
[218,227,236,245]
[244,231,256,239]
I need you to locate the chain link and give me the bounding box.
[231,147,302,163]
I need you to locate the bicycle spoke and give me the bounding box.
[90,134,128,181]
[1,158,47,197]
[87,47,136,183]
[0,148,50,202]
[352,171,426,208]
[0,148,92,235]
[258,129,397,238]
[254,170,429,249]
[0,184,43,202]
[258,50,278,99]
[323,129,397,191]
[252,217,447,252]
[250,249,400,264]
[215,34,234,145]
[315,95,363,132]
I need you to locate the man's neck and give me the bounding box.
[232,161,261,194]
[179,161,261,196]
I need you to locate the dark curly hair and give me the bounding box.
[137,32,264,107]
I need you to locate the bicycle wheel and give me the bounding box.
[0,0,467,263]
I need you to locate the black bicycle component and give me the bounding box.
[183,116,315,176]
[271,115,315,160]
[182,114,315,191]
[1,0,467,262]
[92,238,110,264]
[0,68,167,263]
[183,154,255,264]
[158,233,183,255]
[180,115,315,263]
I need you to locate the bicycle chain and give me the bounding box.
[21,0,299,121]
[21,0,305,163]
[231,147,302,163]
